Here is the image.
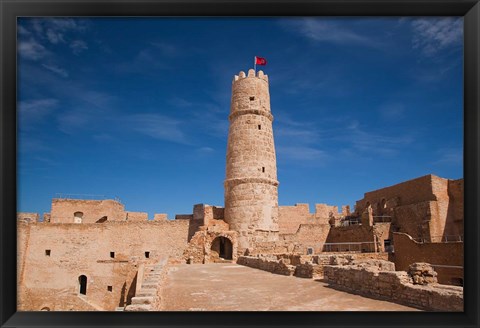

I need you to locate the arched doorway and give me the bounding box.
[211,236,233,260]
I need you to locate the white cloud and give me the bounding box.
[434,147,462,165]
[42,64,69,78]
[18,98,59,121]
[126,114,189,144]
[281,18,381,47]
[70,40,88,55]
[169,97,193,108]
[46,28,65,44]
[277,145,329,162]
[411,17,463,56]
[18,39,49,60]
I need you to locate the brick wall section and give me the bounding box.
[18,220,190,311]
[393,232,463,285]
[323,262,463,311]
[50,199,126,223]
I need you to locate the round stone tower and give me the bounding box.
[224,69,279,255]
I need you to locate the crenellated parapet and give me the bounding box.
[233,69,268,83]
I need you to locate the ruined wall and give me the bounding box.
[50,199,126,223]
[323,261,463,311]
[18,220,190,311]
[392,233,463,285]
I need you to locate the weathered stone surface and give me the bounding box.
[408,262,438,285]
[323,261,462,311]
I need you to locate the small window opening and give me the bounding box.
[306,247,314,255]
[262,167,265,173]
[249,96,255,101]
[110,252,115,258]
[45,249,51,256]
[107,286,113,292]
[145,251,150,258]
[78,275,87,295]
[258,125,261,130]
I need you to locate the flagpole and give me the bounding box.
[254,56,256,73]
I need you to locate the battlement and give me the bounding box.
[233,69,268,83]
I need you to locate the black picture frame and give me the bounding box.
[1,1,479,327]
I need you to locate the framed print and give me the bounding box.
[1,0,479,327]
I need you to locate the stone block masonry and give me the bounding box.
[323,260,463,311]
[224,69,279,254]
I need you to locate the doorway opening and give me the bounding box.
[211,236,233,260]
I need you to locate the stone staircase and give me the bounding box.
[124,259,166,311]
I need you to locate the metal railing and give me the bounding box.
[322,241,377,253]
[54,193,122,204]
[412,235,463,243]
[373,215,392,223]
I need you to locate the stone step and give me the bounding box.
[115,307,125,311]
[124,304,152,312]
[141,283,158,289]
[131,296,155,305]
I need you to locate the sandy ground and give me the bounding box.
[160,263,420,311]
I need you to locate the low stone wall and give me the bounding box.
[238,253,390,279]
[236,255,295,276]
[323,261,463,311]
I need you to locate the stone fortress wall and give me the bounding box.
[17,217,190,311]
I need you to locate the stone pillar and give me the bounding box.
[224,69,279,255]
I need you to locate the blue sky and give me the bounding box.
[17,17,463,219]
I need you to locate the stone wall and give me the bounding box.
[323,260,463,311]
[50,199,126,223]
[354,175,464,243]
[392,232,463,285]
[281,223,331,254]
[277,203,345,235]
[17,212,39,223]
[278,204,312,234]
[126,211,148,222]
[17,220,190,311]
[237,253,389,279]
[237,255,296,276]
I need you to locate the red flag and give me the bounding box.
[255,56,267,65]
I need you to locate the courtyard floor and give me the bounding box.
[160,263,420,311]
